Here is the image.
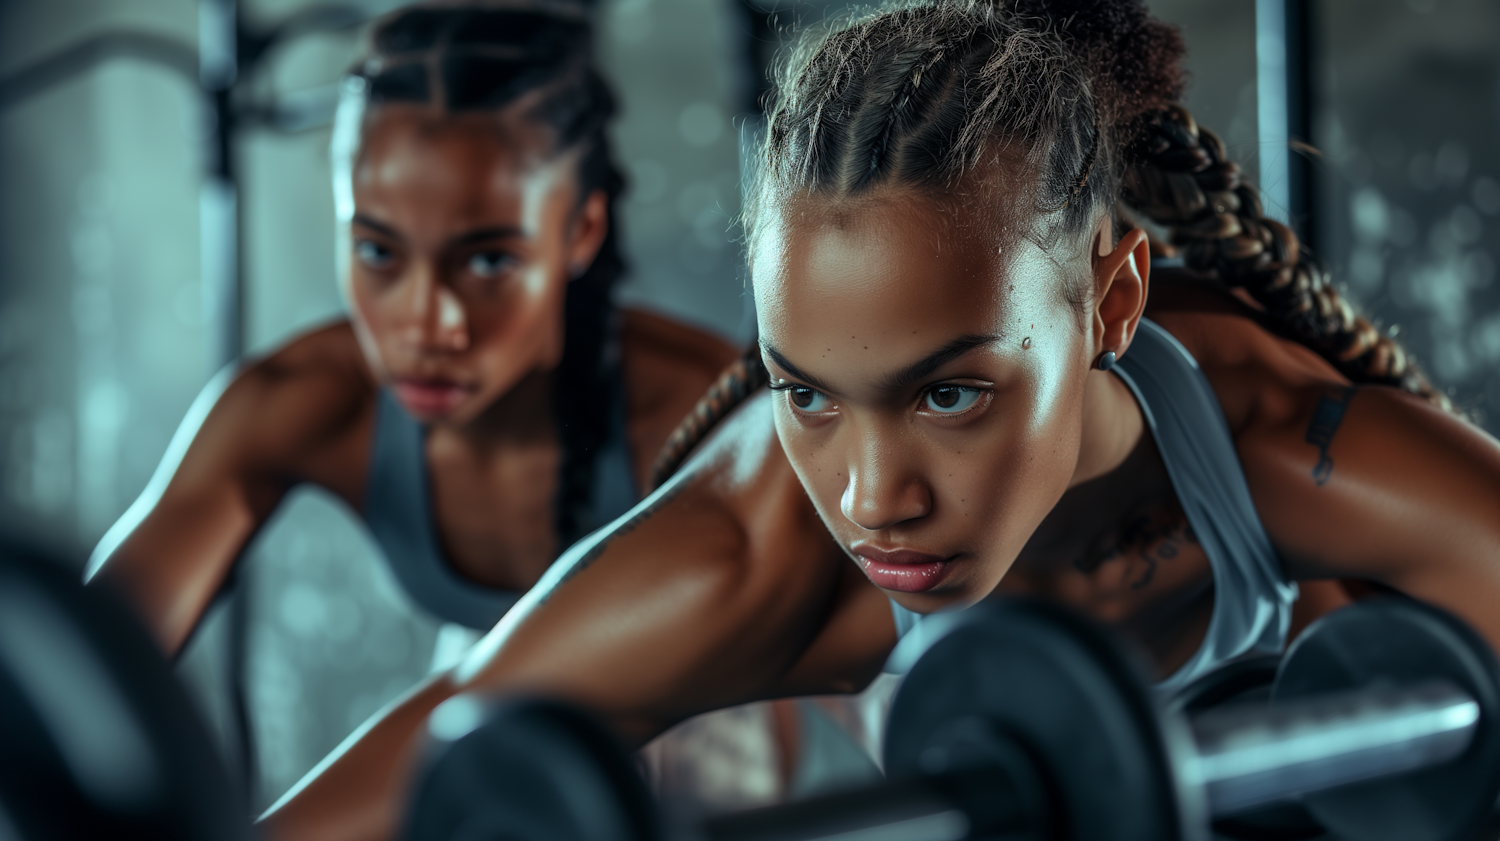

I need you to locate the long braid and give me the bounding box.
[1122,105,1452,412]
[647,346,768,491]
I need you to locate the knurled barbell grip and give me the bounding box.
[1186,679,1480,816]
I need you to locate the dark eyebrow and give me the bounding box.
[761,344,837,394]
[876,334,1001,393]
[351,214,400,239]
[350,215,526,248]
[761,333,1000,397]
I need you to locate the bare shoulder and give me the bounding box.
[619,307,744,481]
[620,306,741,375]
[207,321,376,493]
[460,391,879,740]
[1144,271,1500,599]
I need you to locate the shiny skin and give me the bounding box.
[258,185,1500,841]
[85,104,738,655]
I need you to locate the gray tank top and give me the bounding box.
[361,378,639,630]
[888,317,1298,694]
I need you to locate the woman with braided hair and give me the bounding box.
[85,4,737,707]
[259,1,1500,838]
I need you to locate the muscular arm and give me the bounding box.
[258,392,894,841]
[1241,384,1500,640]
[1149,286,1500,648]
[85,325,373,654]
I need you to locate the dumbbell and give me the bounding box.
[403,598,1500,841]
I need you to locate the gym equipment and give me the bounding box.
[403,698,657,841]
[404,598,1500,841]
[1170,657,1328,840]
[0,537,253,841]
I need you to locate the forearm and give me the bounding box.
[259,673,457,841]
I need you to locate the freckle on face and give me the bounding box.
[753,192,1093,610]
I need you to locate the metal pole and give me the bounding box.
[199,0,256,805]
[1256,0,1317,250]
[200,0,242,372]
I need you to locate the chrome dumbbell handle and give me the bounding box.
[1187,679,1480,816]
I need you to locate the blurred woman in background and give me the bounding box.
[85,0,740,772]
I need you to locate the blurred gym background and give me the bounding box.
[0,0,1496,812]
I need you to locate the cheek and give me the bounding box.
[467,265,567,350]
[771,401,847,515]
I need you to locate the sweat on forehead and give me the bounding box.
[751,188,1090,354]
[751,158,1099,295]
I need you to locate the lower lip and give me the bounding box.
[856,555,953,593]
[393,381,472,416]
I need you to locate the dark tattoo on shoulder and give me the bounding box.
[534,479,689,607]
[1303,386,1356,486]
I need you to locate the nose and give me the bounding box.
[839,433,932,531]
[401,263,469,353]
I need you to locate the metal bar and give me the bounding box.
[1256,0,1317,247]
[200,0,256,807]
[1189,680,1479,815]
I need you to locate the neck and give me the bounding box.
[1069,368,1146,488]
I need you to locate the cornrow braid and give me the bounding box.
[338,3,631,545]
[1121,105,1453,412]
[647,345,769,491]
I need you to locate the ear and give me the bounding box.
[1090,218,1151,364]
[566,189,610,279]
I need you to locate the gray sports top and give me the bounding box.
[888,317,1299,694]
[361,380,638,630]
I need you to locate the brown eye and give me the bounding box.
[788,387,832,412]
[924,386,980,414]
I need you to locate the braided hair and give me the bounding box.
[650,0,1449,489]
[332,2,628,546]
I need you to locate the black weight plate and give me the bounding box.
[884,600,1205,841]
[403,698,657,841]
[1273,598,1500,841]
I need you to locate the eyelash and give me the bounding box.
[770,382,991,419]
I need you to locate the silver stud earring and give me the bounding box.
[1095,350,1117,371]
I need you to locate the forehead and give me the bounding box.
[353,105,572,214]
[752,192,1078,358]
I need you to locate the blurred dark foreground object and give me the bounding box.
[404,697,658,841]
[0,537,253,841]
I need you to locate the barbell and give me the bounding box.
[404,598,1500,841]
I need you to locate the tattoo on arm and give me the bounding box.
[1303,387,1356,486]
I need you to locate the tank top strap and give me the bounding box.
[363,390,522,630]
[1113,318,1298,693]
